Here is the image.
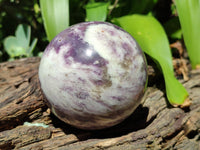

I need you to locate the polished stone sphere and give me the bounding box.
[39,22,147,130]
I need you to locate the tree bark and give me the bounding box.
[0,57,199,150]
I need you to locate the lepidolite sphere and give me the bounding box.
[39,22,147,130]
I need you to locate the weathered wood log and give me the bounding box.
[0,57,199,150]
[0,57,46,131]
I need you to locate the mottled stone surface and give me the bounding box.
[39,22,147,130]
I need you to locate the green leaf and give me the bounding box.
[85,1,109,21]
[175,0,200,69]
[3,24,37,59]
[37,52,43,57]
[114,14,188,106]
[28,38,38,56]
[15,24,31,50]
[40,0,69,41]
[4,36,26,57]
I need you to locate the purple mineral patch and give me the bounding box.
[63,36,107,67]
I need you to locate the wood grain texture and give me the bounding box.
[0,57,199,150]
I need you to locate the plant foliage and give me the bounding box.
[85,0,110,22]
[3,24,37,59]
[175,0,200,69]
[40,0,69,41]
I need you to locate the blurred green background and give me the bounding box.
[0,0,181,62]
